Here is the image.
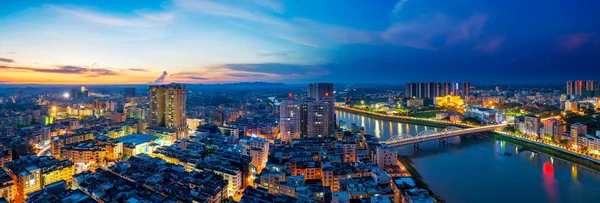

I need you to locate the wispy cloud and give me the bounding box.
[380,13,487,49]
[47,5,174,27]
[392,0,408,14]
[227,63,329,77]
[473,36,505,54]
[254,0,285,13]
[0,58,14,63]
[0,65,118,76]
[556,32,596,51]
[128,68,149,72]
[188,76,208,80]
[227,73,268,78]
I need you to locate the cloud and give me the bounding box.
[90,68,118,75]
[473,37,505,54]
[260,51,291,57]
[556,33,596,51]
[0,58,14,63]
[152,71,168,84]
[175,0,289,27]
[128,68,149,72]
[227,73,268,78]
[227,63,330,77]
[48,5,174,27]
[0,65,119,76]
[392,0,408,14]
[254,0,285,13]
[187,76,208,80]
[378,13,487,50]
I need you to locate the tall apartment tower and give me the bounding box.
[307,83,335,136]
[279,99,301,141]
[299,98,331,138]
[149,84,187,139]
[405,82,470,99]
[567,80,599,96]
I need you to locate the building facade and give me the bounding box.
[149,84,187,139]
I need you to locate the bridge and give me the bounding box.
[382,124,507,148]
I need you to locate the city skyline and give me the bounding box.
[1,0,600,85]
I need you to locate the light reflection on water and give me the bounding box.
[336,110,442,139]
[335,110,600,203]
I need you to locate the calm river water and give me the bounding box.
[336,110,600,203]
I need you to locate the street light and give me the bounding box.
[63,92,70,98]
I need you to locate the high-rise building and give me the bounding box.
[571,123,587,146]
[279,99,301,141]
[124,87,136,98]
[405,82,470,99]
[308,83,334,101]
[567,80,599,96]
[149,84,187,139]
[308,83,335,135]
[301,98,331,138]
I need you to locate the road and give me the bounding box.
[37,144,51,156]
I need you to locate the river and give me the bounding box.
[336,110,600,203]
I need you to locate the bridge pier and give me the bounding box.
[413,143,422,151]
[439,137,448,146]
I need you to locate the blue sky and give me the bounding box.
[0,0,599,84]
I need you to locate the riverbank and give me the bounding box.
[492,133,600,172]
[335,106,453,129]
[397,156,444,202]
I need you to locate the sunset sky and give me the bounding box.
[1,0,600,84]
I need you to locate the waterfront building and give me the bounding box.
[375,146,398,169]
[279,99,301,141]
[523,115,540,138]
[571,123,588,147]
[149,83,187,139]
[464,106,505,124]
[541,118,566,142]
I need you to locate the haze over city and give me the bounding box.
[2,0,600,85]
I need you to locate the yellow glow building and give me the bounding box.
[434,95,465,107]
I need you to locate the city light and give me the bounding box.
[63,92,70,98]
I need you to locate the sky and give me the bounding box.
[1,0,599,85]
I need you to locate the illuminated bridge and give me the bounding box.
[382,124,508,148]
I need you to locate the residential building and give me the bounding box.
[523,115,540,138]
[149,83,187,139]
[4,155,75,202]
[541,119,566,142]
[279,99,301,141]
[571,123,588,147]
